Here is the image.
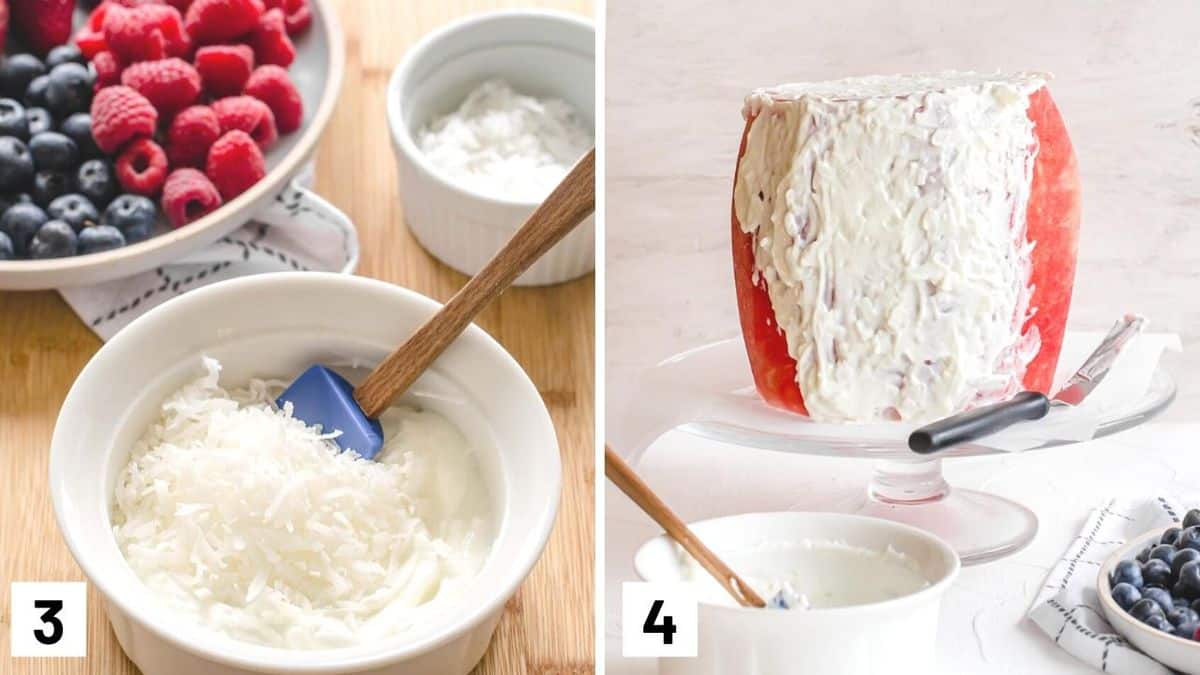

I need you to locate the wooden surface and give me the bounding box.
[0,1,595,673]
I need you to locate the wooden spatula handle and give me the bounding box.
[354,148,596,417]
[605,446,767,609]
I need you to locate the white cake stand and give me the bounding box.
[611,338,1176,565]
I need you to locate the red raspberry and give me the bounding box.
[91,85,158,154]
[11,0,73,54]
[74,26,109,60]
[121,57,202,116]
[111,0,167,6]
[116,137,169,196]
[212,96,277,149]
[193,44,253,97]
[0,0,7,53]
[281,0,310,35]
[166,104,220,167]
[184,0,263,45]
[243,65,302,133]
[250,8,294,67]
[206,130,264,199]
[104,4,189,63]
[87,1,111,30]
[91,51,124,89]
[162,168,222,226]
[165,0,192,10]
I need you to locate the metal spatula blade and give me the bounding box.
[276,365,384,458]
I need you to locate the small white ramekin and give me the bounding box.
[49,272,561,675]
[386,10,595,286]
[635,512,960,675]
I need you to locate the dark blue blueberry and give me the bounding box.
[1144,559,1173,588]
[1151,544,1178,566]
[1111,582,1142,611]
[48,194,99,232]
[27,219,76,258]
[31,170,70,207]
[24,74,49,108]
[75,159,116,207]
[1172,548,1200,581]
[45,45,85,69]
[1144,586,1174,613]
[0,230,12,260]
[1131,597,1166,623]
[1162,527,1183,547]
[0,99,28,140]
[77,224,126,255]
[1175,596,1192,609]
[0,54,46,101]
[1184,510,1200,530]
[59,114,100,159]
[1178,526,1200,552]
[1112,559,1144,589]
[1174,621,1200,640]
[1177,560,1200,598]
[1,202,49,256]
[1168,606,1200,627]
[1137,545,1153,564]
[1146,614,1174,632]
[29,132,78,172]
[25,107,51,136]
[44,63,93,118]
[102,194,156,243]
[0,137,34,193]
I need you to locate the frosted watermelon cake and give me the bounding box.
[731,71,1080,423]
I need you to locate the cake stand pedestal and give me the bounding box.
[611,338,1175,565]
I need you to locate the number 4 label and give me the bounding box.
[622,582,697,657]
[10,582,87,657]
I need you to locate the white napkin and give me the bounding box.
[58,167,358,341]
[1029,497,1184,675]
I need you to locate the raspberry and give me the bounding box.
[162,167,222,226]
[104,4,189,63]
[193,44,253,97]
[91,85,158,154]
[111,0,167,6]
[121,57,202,116]
[184,0,263,45]
[281,0,310,35]
[205,130,264,199]
[250,8,294,67]
[116,137,169,195]
[165,0,192,10]
[167,105,220,167]
[87,1,111,30]
[212,96,276,149]
[91,51,124,89]
[73,25,109,59]
[11,0,73,54]
[243,65,302,133]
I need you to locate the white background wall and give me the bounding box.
[605,0,1200,424]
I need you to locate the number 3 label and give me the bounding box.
[622,582,697,657]
[10,582,87,657]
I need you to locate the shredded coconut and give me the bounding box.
[417,78,592,202]
[112,358,492,649]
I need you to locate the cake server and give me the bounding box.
[908,314,1145,454]
[276,149,595,459]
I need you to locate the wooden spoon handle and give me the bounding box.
[354,149,596,417]
[605,446,766,609]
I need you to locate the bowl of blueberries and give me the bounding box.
[1099,508,1200,674]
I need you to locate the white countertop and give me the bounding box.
[605,424,1199,674]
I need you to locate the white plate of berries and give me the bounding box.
[1099,509,1200,674]
[0,0,346,289]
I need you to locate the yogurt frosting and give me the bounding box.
[734,71,1046,422]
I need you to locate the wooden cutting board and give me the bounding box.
[0,1,595,673]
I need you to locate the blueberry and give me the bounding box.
[1175,621,1200,640]
[1177,560,1200,597]
[24,74,49,108]
[1179,526,1200,552]
[1112,559,1145,589]
[1131,597,1166,622]
[1152,544,1178,566]
[0,202,48,256]
[1173,548,1200,580]
[1144,586,1175,613]
[1111,582,1142,610]
[28,219,76,258]
[44,63,93,118]
[31,170,70,207]
[0,54,46,100]
[1161,527,1183,547]
[29,132,78,172]
[1137,545,1154,564]
[48,194,99,232]
[25,107,51,136]
[102,194,156,244]
[77,224,126,255]
[45,45,85,69]
[0,99,28,140]
[1176,596,1192,609]
[1147,614,1174,632]
[1169,606,1200,626]
[76,159,116,207]
[1144,559,1173,587]
[59,113,100,159]
[0,230,12,260]
[0,137,34,192]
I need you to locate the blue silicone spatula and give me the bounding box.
[277,149,595,459]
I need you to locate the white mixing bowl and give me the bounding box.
[635,512,960,675]
[49,272,561,674]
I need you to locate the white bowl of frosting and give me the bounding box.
[386,10,595,286]
[49,272,561,675]
[634,512,960,675]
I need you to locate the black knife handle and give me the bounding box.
[908,391,1051,454]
